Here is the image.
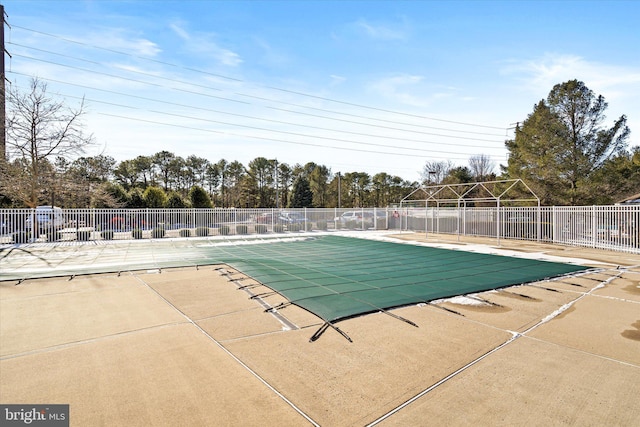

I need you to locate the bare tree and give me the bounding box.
[468,154,495,181]
[420,160,453,184]
[1,78,94,207]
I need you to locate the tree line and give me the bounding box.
[0,78,637,209]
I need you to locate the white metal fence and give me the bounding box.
[399,205,639,254]
[0,207,390,244]
[1,205,638,254]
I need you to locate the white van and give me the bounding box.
[25,206,66,232]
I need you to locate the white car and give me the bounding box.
[25,206,66,232]
[336,211,374,228]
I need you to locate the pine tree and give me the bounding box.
[504,80,630,205]
[290,176,313,208]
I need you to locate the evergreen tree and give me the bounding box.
[189,185,213,208]
[590,147,640,204]
[143,186,167,208]
[166,192,188,208]
[504,80,630,205]
[444,166,473,184]
[127,188,146,208]
[504,100,567,205]
[97,182,129,208]
[290,176,313,208]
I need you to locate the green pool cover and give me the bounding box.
[212,235,589,324]
[1,235,589,335]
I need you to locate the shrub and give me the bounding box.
[219,225,231,235]
[132,229,143,239]
[305,222,313,231]
[255,224,268,234]
[143,186,168,208]
[288,223,301,232]
[316,220,328,231]
[195,226,209,237]
[101,230,114,240]
[236,224,248,235]
[273,224,285,233]
[152,227,166,239]
[12,231,29,244]
[77,230,92,241]
[189,185,213,208]
[179,229,191,238]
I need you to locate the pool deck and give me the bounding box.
[1,232,639,426]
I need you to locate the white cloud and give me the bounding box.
[80,29,162,57]
[169,22,190,41]
[216,50,243,67]
[502,53,640,102]
[371,74,427,107]
[169,21,242,67]
[128,38,162,57]
[329,75,346,86]
[502,53,640,146]
[347,17,409,41]
[253,37,290,67]
[369,74,460,108]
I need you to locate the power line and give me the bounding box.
[99,111,492,161]
[10,42,506,138]
[8,70,506,148]
[11,25,508,132]
[10,24,244,83]
[8,70,508,161]
[12,82,504,159]
[10,53,250,104]
[263,85,505,129]
[6,23,511,168]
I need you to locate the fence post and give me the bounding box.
[536,204,541,242]
[30,208,36,242]
[552,206,556,244]
[496,203,501,245]
[591,205,596,249]
[424,203,428,236]
[462,204,466,237]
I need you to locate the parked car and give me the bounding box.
[280,212,308,224]
[336,211,374,228]
[25,206,66,233]
[256,212,308,224]
[256,212,280,224]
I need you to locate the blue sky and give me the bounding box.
[4,0,639,182]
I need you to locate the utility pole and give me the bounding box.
[274,158,279,209]
[0,4,7,160]
[337,172,341,208]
